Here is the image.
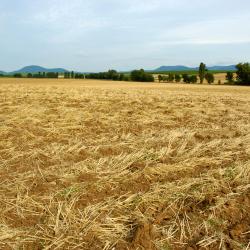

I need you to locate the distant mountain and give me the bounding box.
[154,65,236,72]
[154,65,193,72]
[207,65,236,71]
[11,65,69,74]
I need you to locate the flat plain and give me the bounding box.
[0,78,249,249]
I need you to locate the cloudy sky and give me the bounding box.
[0,0,250,72]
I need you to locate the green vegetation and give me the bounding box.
[235,63,250,85]
[1,62,249,86]
[130,69,154,82]
[199,62,207,84]
[182,74,198,83]
[174,74,181,82]
[86,70,125,81]
[205,72,215,84]
[13,73,23,78]
[226,72,234,83]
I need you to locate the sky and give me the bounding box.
[0,0,250,72]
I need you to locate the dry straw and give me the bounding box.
[0,78,249,249]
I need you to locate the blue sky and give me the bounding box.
[0,0,250,72]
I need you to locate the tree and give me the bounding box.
[235,63,250,85]
[107,70,119,80]
[27,73,33,78]
[162,75,169,82]
[64,72,69,79]
[168,73,174,82]
[158,75,163,82]
[182,74,197,83]
[119,73,125,81]
[46,72,58,78]
[190,75,198,83]
[13,73,22,78]
[199,62,206,84]
[71,71,75,79]
[174,74,181,83]
[205,73,214,84]
[130,69,154,82]
[182,74,189,83]
[226,72,234,83]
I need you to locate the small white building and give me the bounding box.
[58,74,64,79]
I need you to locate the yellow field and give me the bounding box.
[0,78,249,250]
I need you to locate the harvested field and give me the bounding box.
[0,78,249,250]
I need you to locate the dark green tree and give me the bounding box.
[205,73,214,84]
[226,72,234,83]
[182,74,197,83]
[174,74,181,82]
[190,75,198,83]
[182,74,189,83]
[46,72,58,78]
[158,75,163,82]
[199,62,206,84]
[13,73,22,78]
[235,63,250,85]
[168,73,174,82]
[130,69,154,82]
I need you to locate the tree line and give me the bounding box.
[1,62,249,85]
[86,69,154,82]
[158,62,250,85]
[158,63,215,84]
[11,71,86,79]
